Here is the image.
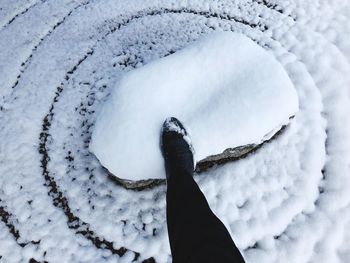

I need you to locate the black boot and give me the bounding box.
[160,117,194,180]
[161,117,245,263]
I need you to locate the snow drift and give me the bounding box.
[89,32,299,181]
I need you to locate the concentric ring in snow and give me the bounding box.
[0,0,349,262]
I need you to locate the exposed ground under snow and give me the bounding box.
[0,0,350,262]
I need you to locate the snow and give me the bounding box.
[90,32,299,181]
[0,0,350,262]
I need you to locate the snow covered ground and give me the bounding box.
[0,0,349,262]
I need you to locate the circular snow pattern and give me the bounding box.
[0,0,350,262]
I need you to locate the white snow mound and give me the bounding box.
[90,32,299,181]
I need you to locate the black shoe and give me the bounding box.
[160,117,194,180]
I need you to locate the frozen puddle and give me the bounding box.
[90,32,299,181]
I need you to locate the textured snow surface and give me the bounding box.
[0,0,350,262]
[90,32,299,181]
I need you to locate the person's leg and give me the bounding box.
[161,118,245,263]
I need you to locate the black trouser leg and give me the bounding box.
[166,169,245,263]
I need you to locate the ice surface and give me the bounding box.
[90,32,299,181]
